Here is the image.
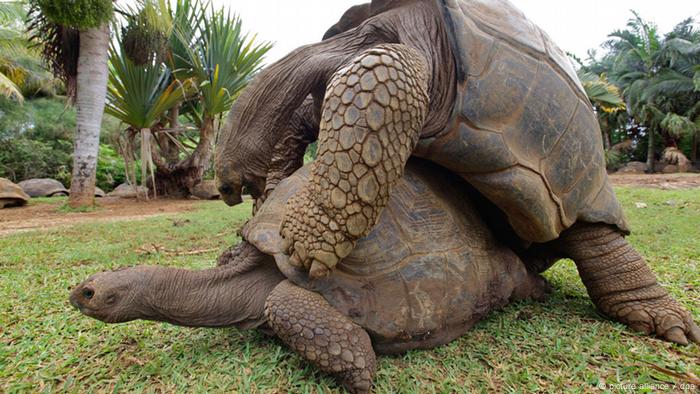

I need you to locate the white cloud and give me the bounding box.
[211,0,700,64]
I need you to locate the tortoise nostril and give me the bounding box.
[82,288,94,299]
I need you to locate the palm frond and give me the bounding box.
[0,70,24,102]
[105,44,193,129]
[26,1,79,99]
[660,112,697,138]
[577,70,626,112]
[642,69,696,101]
[0,1,25,25]
[167,0,208,78]
[175,8,271,118]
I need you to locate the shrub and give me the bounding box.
[0,98,128,190]
[0,98,74,183]
[0,137,71,183]
[96,144,128,191]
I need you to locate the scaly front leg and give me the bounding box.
[280,44,430,278]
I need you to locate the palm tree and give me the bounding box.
[105,44,193,196]
[604,12,700,170]
[0,1,26,102]
[28,0,113,207]
[106,0,271,197]
[165,7,271,195]
[607,11,665,171]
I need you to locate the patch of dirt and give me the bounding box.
[0,197,199,236]
[609,173,700,189]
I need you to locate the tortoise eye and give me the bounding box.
[82,288,94,299]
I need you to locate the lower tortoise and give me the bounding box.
[71,160,548,393]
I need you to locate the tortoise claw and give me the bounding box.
[294,242,309,262]
[309,260,330,279]
[281,229,293,253]
[663,327,688,346]
[289,252,303,268]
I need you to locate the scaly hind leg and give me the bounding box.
[265,280,377,393]
[561,223,699,345]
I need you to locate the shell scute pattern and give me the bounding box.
[427,0,628,242]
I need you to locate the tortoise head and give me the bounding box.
[71,261,283,328]
[215,74,272,207]
[214,5,385,207]
[69,267,152,323]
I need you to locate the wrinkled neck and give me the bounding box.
[222,30,386,177]
[139,261,283,328]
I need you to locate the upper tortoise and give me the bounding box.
[215,0,698,350]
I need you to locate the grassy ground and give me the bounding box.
[1,188,698,393]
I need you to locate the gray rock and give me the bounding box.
[107,183,148,198]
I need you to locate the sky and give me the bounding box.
[209,0,700,65]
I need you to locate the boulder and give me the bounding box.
[192,180,221,200]
[662,164,679,174]
[108,183,148,198]
[616,161,647,174]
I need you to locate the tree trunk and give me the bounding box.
[151,117,216,197]
[600,117,611,150]
[154,105,181,164]
[68,24,110,208]
[646,128,655,173]
[692,130,698,163]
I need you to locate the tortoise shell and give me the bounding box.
[411,0,628,242]
[0,178,30,209]
[244,160,535,354]
[18,178,69,197]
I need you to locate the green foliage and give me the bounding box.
[0,136,71,183]
[105,45,192,130]
[176,8,272,119]
[660,112,697,139]
[576,70,625,112]
[604,149,623,171]
[96,144,129,191]
[35,0,113,29]
[582,12,700,164]
[0,97,129,190]
[303,142,317,164]
[121,1,170,65]
[0,1,62,101]
[0,98,73,183]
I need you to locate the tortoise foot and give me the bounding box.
[603,289,700,345]
[280,188,354,278]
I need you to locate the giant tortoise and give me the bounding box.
[214,0,698,345]
[70,160,546,393]
[0,178,30,208]
[18,178,69,197]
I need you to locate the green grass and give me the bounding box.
[1,187,698,393]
